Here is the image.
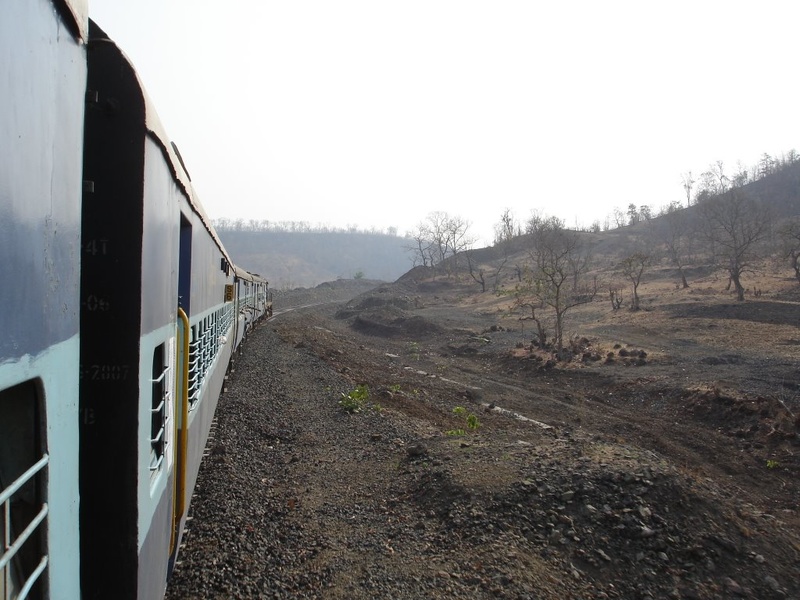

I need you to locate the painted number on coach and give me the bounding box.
[83,294,111,312]
[83,238,109,256]
[81,364,131,381]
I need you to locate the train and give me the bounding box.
[1,2,271,598]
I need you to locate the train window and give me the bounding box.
[0,379,48,600]
[188,325,200,406]
[178,215,192,313]
[150,344,168,473]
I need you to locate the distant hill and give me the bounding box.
[217,228,414,289]
[218,159,800,291]
[422,157,800,302]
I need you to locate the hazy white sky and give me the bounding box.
[89,1,798,246]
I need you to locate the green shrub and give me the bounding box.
[447,406,480,435]
[339,384,370,413]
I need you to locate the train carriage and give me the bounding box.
[2,4,271,599]
[231,267,268,350]
[79,21,240,600]
[0,1,88,598]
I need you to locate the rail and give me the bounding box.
[1,454,49,599]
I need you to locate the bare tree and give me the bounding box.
[489,209,518,291]
[699,190,771,301]
[612,207,626,229]
[443,213,475,275]
[649,207,694,288]
[425,211,451,269]
[516,220,596,353]
[681,171,695,207]
[465,251,486,292]
[494,208,520,246]
[731,161,750,188]
[779,219,800,284]
[627,204,639,226]
[405,223,434,268]
[526,211,564,234]
[711,161,728,193]
[619,253,650,310]
[407,212,474,277]
[758,153,775,179]
[510,280,548,348]
[695,170,718,203]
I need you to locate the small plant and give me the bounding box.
[407,341,420,361]
[446,429,466,436]
[466,413,480,430]
[448,406,480,435]
[766,459,780,470]
[389,384,402,393]
[339,384,370,413]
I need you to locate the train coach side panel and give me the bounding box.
[0,0,85,360]
[0,0,86,598]
[182,209,236,508]
[136,136,183,600]
[80,25,146,599]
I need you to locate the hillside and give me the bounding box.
[217,228,413,288]
[216,159,800,293]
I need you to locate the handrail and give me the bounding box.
[1,454,50,598]
[150,366,171,384]
[0,454,49,505]
[171,308,190,554]
[0,503,49,571]
[16,555,48,600]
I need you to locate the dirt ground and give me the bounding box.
[168,272,800,599]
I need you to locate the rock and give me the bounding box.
[764,575,783,594]
[596,549,612,562]
[406,443,427,457]
[640,526,656,538]
[722,577,744,596]
[708,534,738,554]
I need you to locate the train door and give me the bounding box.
[170,215,192,558]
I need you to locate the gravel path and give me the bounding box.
[166,308,469,598]
[167,306,585,599]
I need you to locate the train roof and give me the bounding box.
[59,0,89,40]
[233,265,268,285]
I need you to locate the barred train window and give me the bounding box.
[0,379,47,600]
[150,344,168,472]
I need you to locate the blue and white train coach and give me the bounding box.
[1,1,269,599]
